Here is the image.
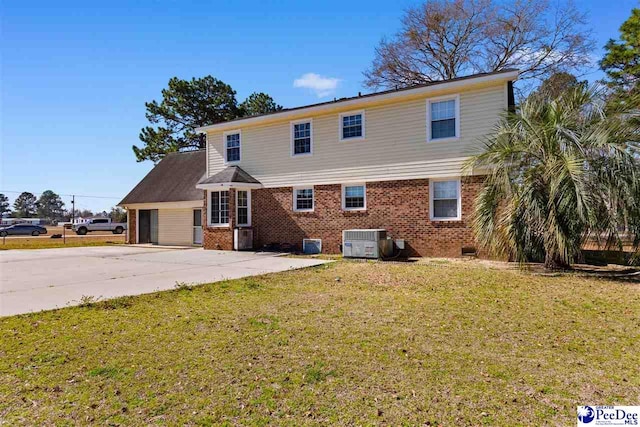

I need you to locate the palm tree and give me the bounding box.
[467,86,640,269]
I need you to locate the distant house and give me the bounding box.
[119,150,206,246]
[121,69,519,256]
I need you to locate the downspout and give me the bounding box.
[507,81,516,113]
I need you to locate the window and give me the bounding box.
[340,111,365,141]
[342,184,366,210]
[293,187,314,211]
[224,131,241,163]
[430,179,461,220]
[236,190,250,226]
[292,121,312,156]
[92,219,108,224]
[428,96,459,141]
[209,190,230,225]
[193,209,202,227]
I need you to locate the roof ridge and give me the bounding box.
[165,149,206,157]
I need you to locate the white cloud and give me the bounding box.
[293,73,341,98]
[512,47,566,68]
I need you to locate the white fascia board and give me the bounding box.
[121,200,203,210]
[195,182,263,191]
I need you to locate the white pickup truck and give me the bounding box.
[73,218,126,235]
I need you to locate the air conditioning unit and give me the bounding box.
[303,238,322,254]
[234,228,253,250]
[342,229,393,259]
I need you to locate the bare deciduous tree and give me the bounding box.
[364,0,594,91]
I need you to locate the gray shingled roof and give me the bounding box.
[197,166,261,185]
[197,68,519,129]
[119,150,206,205]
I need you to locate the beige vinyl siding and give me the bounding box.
[158,209,194,246]
[206,83,507,187]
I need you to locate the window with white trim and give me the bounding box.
[293,187,314,211]
[430,179,461,220]
[292,121,312,155]
[209,190,230,225]
[429,98,458,140]
[236,190,250,226]
[342,184,366,210]
[225,132,241,162]
[340,111,364,140]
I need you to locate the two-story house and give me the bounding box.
[122,69,518,256]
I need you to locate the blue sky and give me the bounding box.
[1,0,636,212]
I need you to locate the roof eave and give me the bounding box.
[196,69,519,133]
[196,182,264,190]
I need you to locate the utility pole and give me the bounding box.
[71,195,75,225]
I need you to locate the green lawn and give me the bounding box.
[0,238,124,250]
[1,261,638,425]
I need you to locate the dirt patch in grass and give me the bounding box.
[1,261,638,425]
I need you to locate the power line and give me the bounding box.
[0,190,121,199]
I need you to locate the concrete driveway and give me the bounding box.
[0,246,330,317]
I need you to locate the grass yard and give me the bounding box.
[0,236,125,250]
[1,261,638,425]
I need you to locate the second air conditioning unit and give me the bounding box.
[342,229,393,259]
[234,228,253,250]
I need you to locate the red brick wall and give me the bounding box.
[202,189,235,250]
[126,209,136,244]
[250,177,484,257]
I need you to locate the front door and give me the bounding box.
[138,209,158,244]
[193,209,202,244]
[138,210,151,243]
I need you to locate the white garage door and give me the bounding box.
[158,209,195,246]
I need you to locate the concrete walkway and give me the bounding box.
[0,246,330,317]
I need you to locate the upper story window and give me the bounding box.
[224,131,241,163]
[428,96,459,141]
[430,179,461,220]
[342,184,366,210]
[291,120,312,156]
[340,111,365,141]
[209,190,230,226]
[293,187,314,211]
